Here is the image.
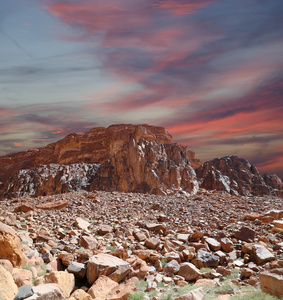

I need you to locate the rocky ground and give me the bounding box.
[0,189,283,299]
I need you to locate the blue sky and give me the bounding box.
[1,0,283,178]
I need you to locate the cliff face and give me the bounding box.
[0,124,198,198]
[0,124,282,198]
[196,156,283,196]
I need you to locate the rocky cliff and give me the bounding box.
[0,124,282,198]
[196,156,283,196]
[0,124,199,198]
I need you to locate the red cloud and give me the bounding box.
[46,1,150,34]
[14,143,22,147]
[152,0,217,15]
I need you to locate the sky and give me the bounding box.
[1,0,283,179]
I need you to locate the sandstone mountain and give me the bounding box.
[0,124,199,198]
[0,124,282,198]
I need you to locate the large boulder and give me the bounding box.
[36,271,75,298]
[259,269,283,298]
[88,275,118,300]
[178,262,201,281]
[250,244,275,265]
[25,284,65,299]
[0,265,18,300]
[192,250,220,268]
[0,222,27,267]
[86,254,131,285]
[106,277,138,300]
[12,268,33,287]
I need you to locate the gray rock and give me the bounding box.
[193,250,220,268]
[67,262,86,279]
[14,284,34,300]
[24,284,65,299]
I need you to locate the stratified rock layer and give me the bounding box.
[0,124,282,198]
[0,124,198,198]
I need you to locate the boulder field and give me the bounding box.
[0,190,282,299]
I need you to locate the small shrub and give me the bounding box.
[149,290,158,297]
[106,245,116,251]
[224,269,240,280]
[37,263,47,277]
[135,279,147,292]
[199,268,216,274]
[21,264,31,270]
[176,284,196,296]
[230,289,279,300]
[161,258,167,268]
[128,291,146,300]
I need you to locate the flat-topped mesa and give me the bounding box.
[35,124,173,165]
[0,124,199,198]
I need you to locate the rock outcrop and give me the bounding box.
[0,222,27,267]
[196,156,283,196]
[0,124,199,198]
[0,124,282,198]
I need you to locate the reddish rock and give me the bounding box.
[36,200,69,210]
[57,251,75,266]
[86,254,131,285]
[126,256,148,279]
[205,237,221,251]
[14,204,34,213]
[196,156,275,196]
[259,269,283,298]
[88,275,118,300]
[251,244,275,265]
[164,260,180,276]
[178,262,201,281]
[0,124,198,198]
[145,237,160,250]
[99,225,113,235]
[0,265,18,300]
[106,277,138,300]
[220,237,234,252]
[12,268,32,287]
[234,226,256,242]
[0,222,27,267]
[110,248,129,260]
[79,236,98,250]
[133,231,146,242]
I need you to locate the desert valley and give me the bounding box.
[0,124,282,300]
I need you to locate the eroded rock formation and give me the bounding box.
[0,124,198,198]
[0,125,282,198]
[196,156,283,196]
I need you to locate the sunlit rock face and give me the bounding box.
[196,156,283,196]
[0,125,281,198]
[0,124,199,198]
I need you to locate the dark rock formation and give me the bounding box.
[196,156,283,196]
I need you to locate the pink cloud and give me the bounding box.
[152,0,217,15]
